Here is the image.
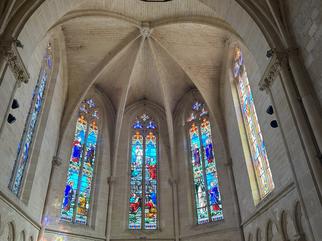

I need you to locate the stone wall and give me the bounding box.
[0,37,67,240]
[286,0,322,106]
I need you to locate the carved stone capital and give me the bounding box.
[259,55,283,92]
[52,156,62,167]
[0,39,29,84]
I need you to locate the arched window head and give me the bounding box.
[129,113,158,230]
[186,101,223,224]
[9,43,52,196]
[232,46,274,198]
[61,98,99,225]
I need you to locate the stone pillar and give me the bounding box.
[259,54,318,241]
[287,50,322,152]
[169,178,180,241]
[37,156,62,241]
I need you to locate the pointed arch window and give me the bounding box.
[129,113,158,230]
[60,98,99,225]
[187,102,223,224]
[232,46,274,198]
[9,44,52,196]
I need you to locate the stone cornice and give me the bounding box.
[0,39,29,84]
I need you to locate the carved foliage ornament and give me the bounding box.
[0,39,29,84]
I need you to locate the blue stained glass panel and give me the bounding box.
[144,132,158,230]
[189,123,209,224]
[75,121,98,224]
[11,50,52,196]
[200,119,223,221]
[61,116,87,222]
[61,98,99,225]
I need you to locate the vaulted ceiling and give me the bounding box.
[59,0,234,113]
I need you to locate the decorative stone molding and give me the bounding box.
[259,48,298,92]
[52,156,62,167]
[0,39,29,84]
[140,22,152,39]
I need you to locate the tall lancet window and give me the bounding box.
[9,44,52,196]
[129,113,158,230]
[61,98,99,225]
[187,102,223,224]
[232,46,274,198]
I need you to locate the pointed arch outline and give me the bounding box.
[127,109,160,230]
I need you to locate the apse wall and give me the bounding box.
[109,102,175,241]
[221,42,317,241]
[173,91,243,241]
[0,38,67,240]
[43,88,114,241]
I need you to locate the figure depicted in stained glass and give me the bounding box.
[129,114,158,230]
[232,46,274,198]
[187,101,223,224]
[9,44,52,196]
[60,98,99,225]
[63,181,74,211]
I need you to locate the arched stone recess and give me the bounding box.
[294,202,309,241]
[43,87,114,240]
[248,233,253,241]
[19,230,26,241]
[173,89,242,240]
[107,100,174,239]
[1,221,16,241]
[18,37,63,206]
[256,228,262,241]
[266,220,283,241]
[0,34,67,221]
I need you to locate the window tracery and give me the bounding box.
[186,102,223,224]
[129,113,158,230]
[9,44,52,196]
[60,98,99,225]
[232,46,274,198]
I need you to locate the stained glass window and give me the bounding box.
[9,44,53,196]
[129,113,158,230]
[61,98,99,225]
[232,46,274,198]
[187,101,223,224]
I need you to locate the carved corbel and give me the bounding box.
[259,48,298,92]
[168,178,177,186]
[0,38,29,84]
[107,176,116,185]
[52,156,62,167]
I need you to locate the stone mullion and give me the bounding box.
[141,128,147,229]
